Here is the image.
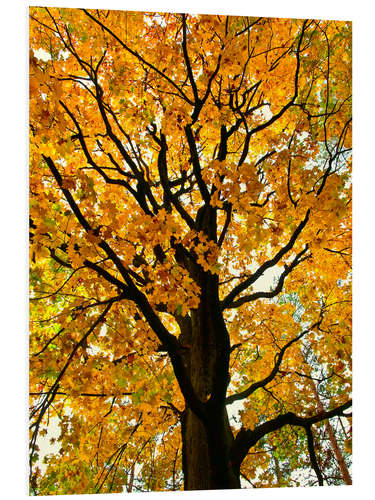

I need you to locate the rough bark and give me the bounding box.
[179,268,240,490]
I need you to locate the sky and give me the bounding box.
[1,0,374,499]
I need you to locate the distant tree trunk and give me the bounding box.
[127,463,135,493]
[311,383,351,485]
[273,454,283,486]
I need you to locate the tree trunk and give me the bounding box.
[179,272,241,490]
[181,407,210,489]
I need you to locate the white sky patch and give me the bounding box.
[33,47,70,61]
[36,416,61,474]
[253,104,273,122]
[226,266,278,428]
[60,49,71,60]
[33,48,51,62]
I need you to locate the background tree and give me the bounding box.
[29,8,352,494]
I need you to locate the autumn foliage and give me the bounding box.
[29,8,352,494]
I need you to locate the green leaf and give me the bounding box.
[44,218,55,229]
[133,388,144,404]
[117,377,128,388]
[52,203,62,212]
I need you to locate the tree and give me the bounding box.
[29,8,352,494]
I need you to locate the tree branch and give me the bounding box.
[226,246,309,308]
[185,125,211,204]
[230,399,352,475]
[82,9,194,105]
[237,20,308,165]
[226,318,321,405]
[305,425,324,485]
[30,300,114,471]
[44,156,206,420]
[181,14,200,106]
[218,203,232,247]
[30,391,132,398]
[152,130,195,228]
[221,209,310,309]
